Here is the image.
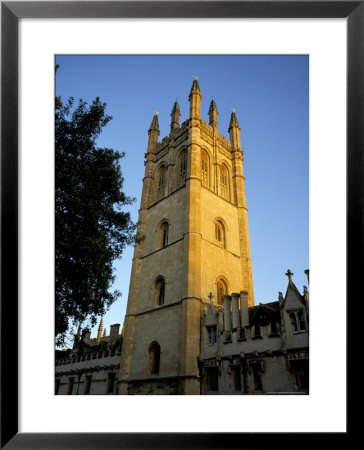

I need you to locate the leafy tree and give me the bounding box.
[55,95,135,346]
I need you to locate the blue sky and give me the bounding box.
[55,55,309,343]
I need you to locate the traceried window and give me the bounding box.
[154,276,165,306]
[149,341,161,375]
[201,150,209,187]
[215,220,225,248]
[179,150,187,186]
[220,165,229,200]
[158,165,167,200]
[216,278,227,306]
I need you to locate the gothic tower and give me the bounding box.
[119,80,254,395]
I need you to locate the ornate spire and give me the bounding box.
[103,328,106,337]
[170,101,181,131]
[97,318,103,343]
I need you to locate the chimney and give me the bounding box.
[240,291,249,328]
[109,324,120,344]
[222,295,232,343]
[231,293,240,330]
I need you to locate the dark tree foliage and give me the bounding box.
[55,96,135,346]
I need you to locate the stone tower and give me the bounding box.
[119,80,254,395]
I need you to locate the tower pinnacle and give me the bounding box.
[147,113,160,153]
[228,110,242,150]
[189,78,202,119]
[149,113,160,133]
[170,101,181,132]
[208,100,218,131]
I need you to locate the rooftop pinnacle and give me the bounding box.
[149,113,160,133]
[208,99,218,115]
[189,79,201,97]
[228,110,240,131]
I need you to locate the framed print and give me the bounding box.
[1,1,358,448]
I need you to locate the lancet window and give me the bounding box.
[155,276,165,306]
[215,220,225,248]
[148,341,161,375]
[159,221,169,248]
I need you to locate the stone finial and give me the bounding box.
[285,269,294,283]
[304,269,309,284]
[103,328,106,337]
[278,291,284,303]
[208,291,214,304]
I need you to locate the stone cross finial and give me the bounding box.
[208,292,214,303]
[285,269,294,282]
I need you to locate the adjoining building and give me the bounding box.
[200,269,309,395]
[55,321,122,395]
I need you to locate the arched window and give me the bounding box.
[216,278,227,306]
[220,165,229,200]
[201,150,209,188]
[215,220,225,248]
[159,221,169,248]
[179,150,187,186]
[155,276,165,306]
[148,341,161,375]
[290,313,298,332]
[158,165,167,200]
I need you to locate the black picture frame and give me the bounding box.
[1,1,357,448]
